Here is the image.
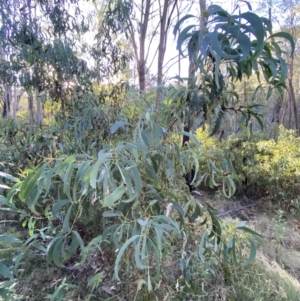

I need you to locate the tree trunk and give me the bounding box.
[36,90,43,126]
[176,1,181,77]
[137,0,151,91]
[13,86,18,119]
[28,93,35,128]
[182,0,206,147]
[2,85,11,118]
[156,0,172,111]
[288,78,298,132]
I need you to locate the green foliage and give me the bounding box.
[0,113,262,299]
[220,126,300,201]
[2,1,297,299]
[173,2,294,139]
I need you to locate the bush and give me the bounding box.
[223,126,300,201]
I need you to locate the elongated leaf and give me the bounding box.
[207,4,228,16]
[19,163,47,202]
[102,183,127,207]
[236,226,263,241]
[134,238,149,269]
[239,12,264,56]
[145,238,160,282]
[46,236,63,266]
[0,234,22,244]
[62,205,73,233]
[52,237,64,267]
[173,14,195,36]
[0,172,18,183]
[176,25,196,57]
[72,230,84,255]
[211,32,240,60]
[88,160,103,189]
[243,239,257,265]
[110,120,131,134]
[64,232,79,261]
[199,230,208,262]
[268,32,295,56]
[52,199,70,217]
[63,162,74,201]
[0,263,12,279]
[114,235,140,280]
[144,162,158,183]
[210,112,223,136]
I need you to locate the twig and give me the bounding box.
[0,220,19,223]
[217,202,259,217]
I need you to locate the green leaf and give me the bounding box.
[64,232,79,261]
[74,161,91,198]
[0,172,19,183]
[102,183,127,208]
[46,236,60,263]
[102,211,123,217]
[0,263,12,279]
[239,12,264,56]
[19,163,47,203]
[243,239,257,265]
[147,238,160,282]
[63,162,74,201]
[52,199,70,217]
[210,112,223,136]
[253,114,264,130]
[268,32,295,56]
[144,161,158,183]
[87,160,103,189]
[134,238,149,269]
[210,32,240,60]
[207,4,228,17]
[199,230,209,262]
[110,120,131,134]
[179,132,201,147]
[72,230,84,256]
[0,234,22,244]
[52,237,64,267]
[173,14,195,36]
[114,235,140,281]
[208,213,222,244]
[176,25,196,57]
[236,226,263,239]
[62,205,73,233]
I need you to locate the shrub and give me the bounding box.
[0,113,261,300]
[218,126,300,202]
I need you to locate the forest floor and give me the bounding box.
[205,192,300,280]
[2,192,300,300]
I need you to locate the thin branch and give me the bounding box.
[217,202,259,217]
[145,22,160,62]
[145,45,159,74]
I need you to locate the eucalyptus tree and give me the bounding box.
[0,0,129,121]
[104,0,188,103]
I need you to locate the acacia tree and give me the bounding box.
[173,3,295,146]
[257,0,300,130]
